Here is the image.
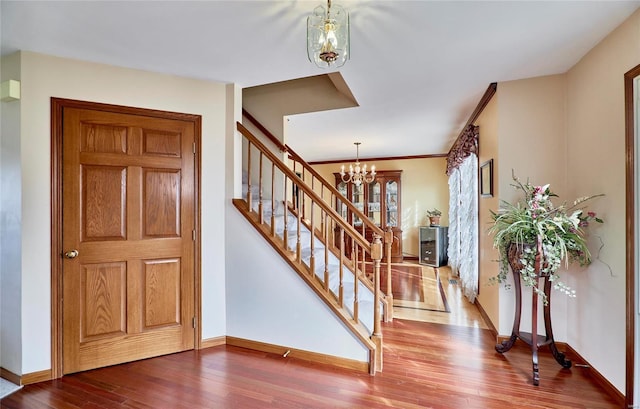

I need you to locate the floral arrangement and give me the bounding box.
[488,174,603,302]
[426,208,442,217]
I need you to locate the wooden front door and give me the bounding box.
[58,101,198,374]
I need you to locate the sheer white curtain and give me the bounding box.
[459,156,478,302]
[446,125,479,303]
[447,169,460,278]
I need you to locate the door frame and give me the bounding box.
[50,98,202,379]
[625,64,640,408]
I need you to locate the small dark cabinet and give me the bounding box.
[419,226,448,267]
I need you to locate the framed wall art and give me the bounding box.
[480,159,493,198]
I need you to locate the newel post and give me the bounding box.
[370,233,383,373]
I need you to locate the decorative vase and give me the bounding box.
[507,242,530,273]
[506,241,549,278]
[429,216,440,226]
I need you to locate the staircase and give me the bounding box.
[233,121,394,374]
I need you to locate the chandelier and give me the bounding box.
[307,0,349,68]
[340,142,376,186]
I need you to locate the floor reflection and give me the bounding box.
[392,264,488,329]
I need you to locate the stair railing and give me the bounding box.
[237,121,386,372]
[241,110,395,320]
[285,146,395,321]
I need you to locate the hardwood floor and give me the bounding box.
[1,320,618,409]
[393,264,487,329]
[1,264,619,408]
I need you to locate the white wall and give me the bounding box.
[7,51,228,374]
[565,9,640,393]
[1,52,23,375]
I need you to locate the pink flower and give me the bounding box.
[588,211,596,218]
[579,221,589,227]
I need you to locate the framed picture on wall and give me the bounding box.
[480,159,493,197]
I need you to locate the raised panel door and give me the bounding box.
[62,106,196,374]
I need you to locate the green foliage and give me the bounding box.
[426,208,442,217]
[488,174,603,302]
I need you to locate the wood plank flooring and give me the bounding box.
[390,265,449,313]
[1,323,618,408]
[393,266,488,329]
[1,264,619,408]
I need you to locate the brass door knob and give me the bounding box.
[64,249,79,259]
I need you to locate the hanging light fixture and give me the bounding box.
[307,0,350,68]
[340,142,376,186]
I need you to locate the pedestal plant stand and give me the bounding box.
[494,240,572,386]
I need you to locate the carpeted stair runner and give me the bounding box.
[248,194,378,333]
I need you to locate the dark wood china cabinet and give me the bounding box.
[334,170,403,262]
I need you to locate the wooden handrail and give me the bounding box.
[285,144,386,241]
[242,109,288,153]
[237,122,371,251]
[240,112,386,244]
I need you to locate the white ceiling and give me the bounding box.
[2,1,639,162]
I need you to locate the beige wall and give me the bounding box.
[478,75,569,338]
[497,74,568,202]
[1,51,23,375]
[3,51,229,374]
[312,157,449,258]
[474,94,500,330]
[494,74,569,340]
[481,9,640,394]
[564,9,640,393]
